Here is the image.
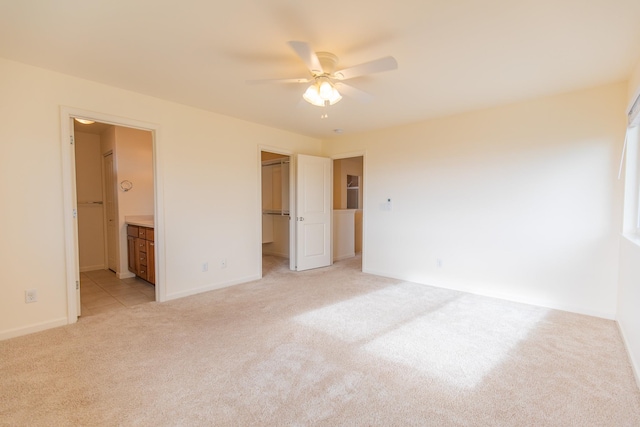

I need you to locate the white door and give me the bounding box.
[295,154,332,271]
[103,152,118,271]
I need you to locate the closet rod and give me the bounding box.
[262,211,290,216]
[261,159,290,166]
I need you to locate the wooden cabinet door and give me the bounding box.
[127,226,155,284]
[135,238,146,280]
[147,240,155,284]
[127,235,137,274]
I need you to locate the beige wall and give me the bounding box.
[628,59,640,107]
[75,131,106,271]
[0,57,321,339]
[324,82,627,319]
[113,126,154,277]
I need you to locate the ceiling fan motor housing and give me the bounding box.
[315,52,339,77]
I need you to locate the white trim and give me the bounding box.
[117,271,136,280]
[60,113,78,324]
[101,151,110,271]
[79,264,106,273]
[262,248,290,258]
[618,129,629,180]
[60,107,165,327]
[0,317,68,341]
[617,321,640,390]
[363,266,617,320]
[164,274,261,301]
[627,86,640,127]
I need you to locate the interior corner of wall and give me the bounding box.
[628,59,640,105]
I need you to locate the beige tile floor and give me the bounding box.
[79,269,155,317]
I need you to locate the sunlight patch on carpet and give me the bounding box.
[294,283,548,389]
[364,294,548,388]
[294,282,458,342]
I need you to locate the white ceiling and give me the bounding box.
[1,0,639,139]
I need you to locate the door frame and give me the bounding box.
[60,106,163,324]
[258,145,294,277]
[331,150,366,272]
[102,150,117,271]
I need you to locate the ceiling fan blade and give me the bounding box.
[334,56,398,80]
[246,77,311,85]
[334,82,374,103]
[288,41,324,74]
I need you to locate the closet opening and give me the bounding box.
[261,150,291,276]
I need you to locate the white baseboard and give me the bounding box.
[334,252,355,262]
[0,317,68,341]
[617,321,640,390]
[362,267,616,320]
[263,250,289,258]
[164,274,261,301]
[79,264,105,272]
[117,271,135,279]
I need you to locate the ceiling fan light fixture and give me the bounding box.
[319,81,333,100]
[303,80,342,107]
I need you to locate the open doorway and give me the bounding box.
[261,150,291,276]
[332,156,364,270]
[73,119,156,317]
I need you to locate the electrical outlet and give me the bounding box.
[25,289,38,303]
[202,262,208,272]
[220,259,227,269]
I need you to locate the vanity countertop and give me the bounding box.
[125,215,154,228]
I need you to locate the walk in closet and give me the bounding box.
[262,153,290,258]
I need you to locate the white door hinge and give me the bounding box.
[73,208,77,218]
[70,135,74,145]
[76,280,79,290]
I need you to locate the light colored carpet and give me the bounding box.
[1,255,639,426]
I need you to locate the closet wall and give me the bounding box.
[262,152,290,258]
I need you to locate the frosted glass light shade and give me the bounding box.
[303,81,342,107]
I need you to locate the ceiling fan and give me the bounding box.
[248,41,398,107]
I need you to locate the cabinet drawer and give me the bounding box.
[138,228,146,239]
[137,240,146,251]
[127,225,139,237]
[139,251,147,266]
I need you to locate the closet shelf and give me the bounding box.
[262,210,290,216]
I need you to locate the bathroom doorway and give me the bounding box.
[73,119,156,317]
[332,155,364,269]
